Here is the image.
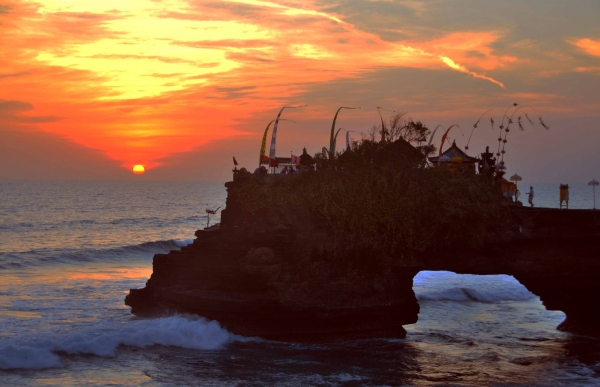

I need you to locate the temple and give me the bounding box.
[428,140,479,172]
[261,147,315,173]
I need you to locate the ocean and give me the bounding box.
[1,180,599,386]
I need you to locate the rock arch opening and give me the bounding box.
[408,271,565,337]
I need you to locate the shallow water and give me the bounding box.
[1,181,599,386]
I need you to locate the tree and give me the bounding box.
[385,112,436,156]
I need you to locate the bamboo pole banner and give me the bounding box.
[330,107,359,156]
[437,124,461,166]
[260,120,275,166]
[376,107,394,142]
[269,105,306,162]
[428,124,444,148]
[465,109,492,152]
[346,130,357,150]
[331,127,344,155]
[260,119,294,167]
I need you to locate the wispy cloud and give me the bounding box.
[14,0,512,102]
[1,0,599,173]
[440,57,505,88]
[575,38,600,57]
[0,99,62,123]
[0,71,29,79]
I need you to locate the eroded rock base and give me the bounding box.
[126,227,420,342]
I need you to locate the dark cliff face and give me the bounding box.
[126,180,600,340]
[126,179,421,341]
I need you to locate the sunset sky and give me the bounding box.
[1,0,599,182]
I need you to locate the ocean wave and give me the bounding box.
[0,219,99,231]
[417,286,535,303]
[0,222,36,230]
[0,239,193,269]
[0,345,62,370]
[109,217,160,226]
[0,316,238,370]
[330,373,366,382]
[0,214,208,232]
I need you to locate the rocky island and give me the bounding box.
[126,138,600,341]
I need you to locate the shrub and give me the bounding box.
[237,139,506,258]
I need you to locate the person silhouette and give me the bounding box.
[526,186,534,207]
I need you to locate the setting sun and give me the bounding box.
[132,165,145,175]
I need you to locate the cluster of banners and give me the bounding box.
[261,105,361,169]
[267,154,300,168]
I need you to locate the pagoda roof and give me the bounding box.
[429,141,479,163]
[299,148,315,165]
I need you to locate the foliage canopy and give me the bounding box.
[237,139,507,258]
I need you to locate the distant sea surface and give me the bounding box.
[1,181,599,386]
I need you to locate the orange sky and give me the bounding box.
[1,0,599,182]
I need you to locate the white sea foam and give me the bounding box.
[414,271,536,303]
[174,239,194,247]
[417,286,535,302]
[0,316,237,370]
[330,373,366,382]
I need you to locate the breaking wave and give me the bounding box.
[0,316,238,370]
[414,271,536,303]
[417,286,535,302]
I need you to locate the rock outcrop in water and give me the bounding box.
[126,179,420,341]
[126,177,600,340]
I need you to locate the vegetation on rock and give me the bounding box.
[237,121,511,259]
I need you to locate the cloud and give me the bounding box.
[213,85,257,99]
[575,66,600,75]
[422,32,517,71]
[440,56,505,88]
[223,0,345,23]
[14,0,514,104]
[2,0,599,182]
[575,38,600,57]
[175,39,276,49]
[0,99,62,123]
[0,99,33,112]
[0,71,27,79]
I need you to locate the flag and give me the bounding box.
[330,127,343,156]
[291,154,301,166]
[261,155,270,164]
[269,105,306,161]
[269,107,286,160]
[233,157,238,166]
[330,107,359,154]
[437,124,459,166]
[269,158,279,167]
[322,147,329,160]
[260,120,274,166]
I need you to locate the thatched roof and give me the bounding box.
[429,141,479,164]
